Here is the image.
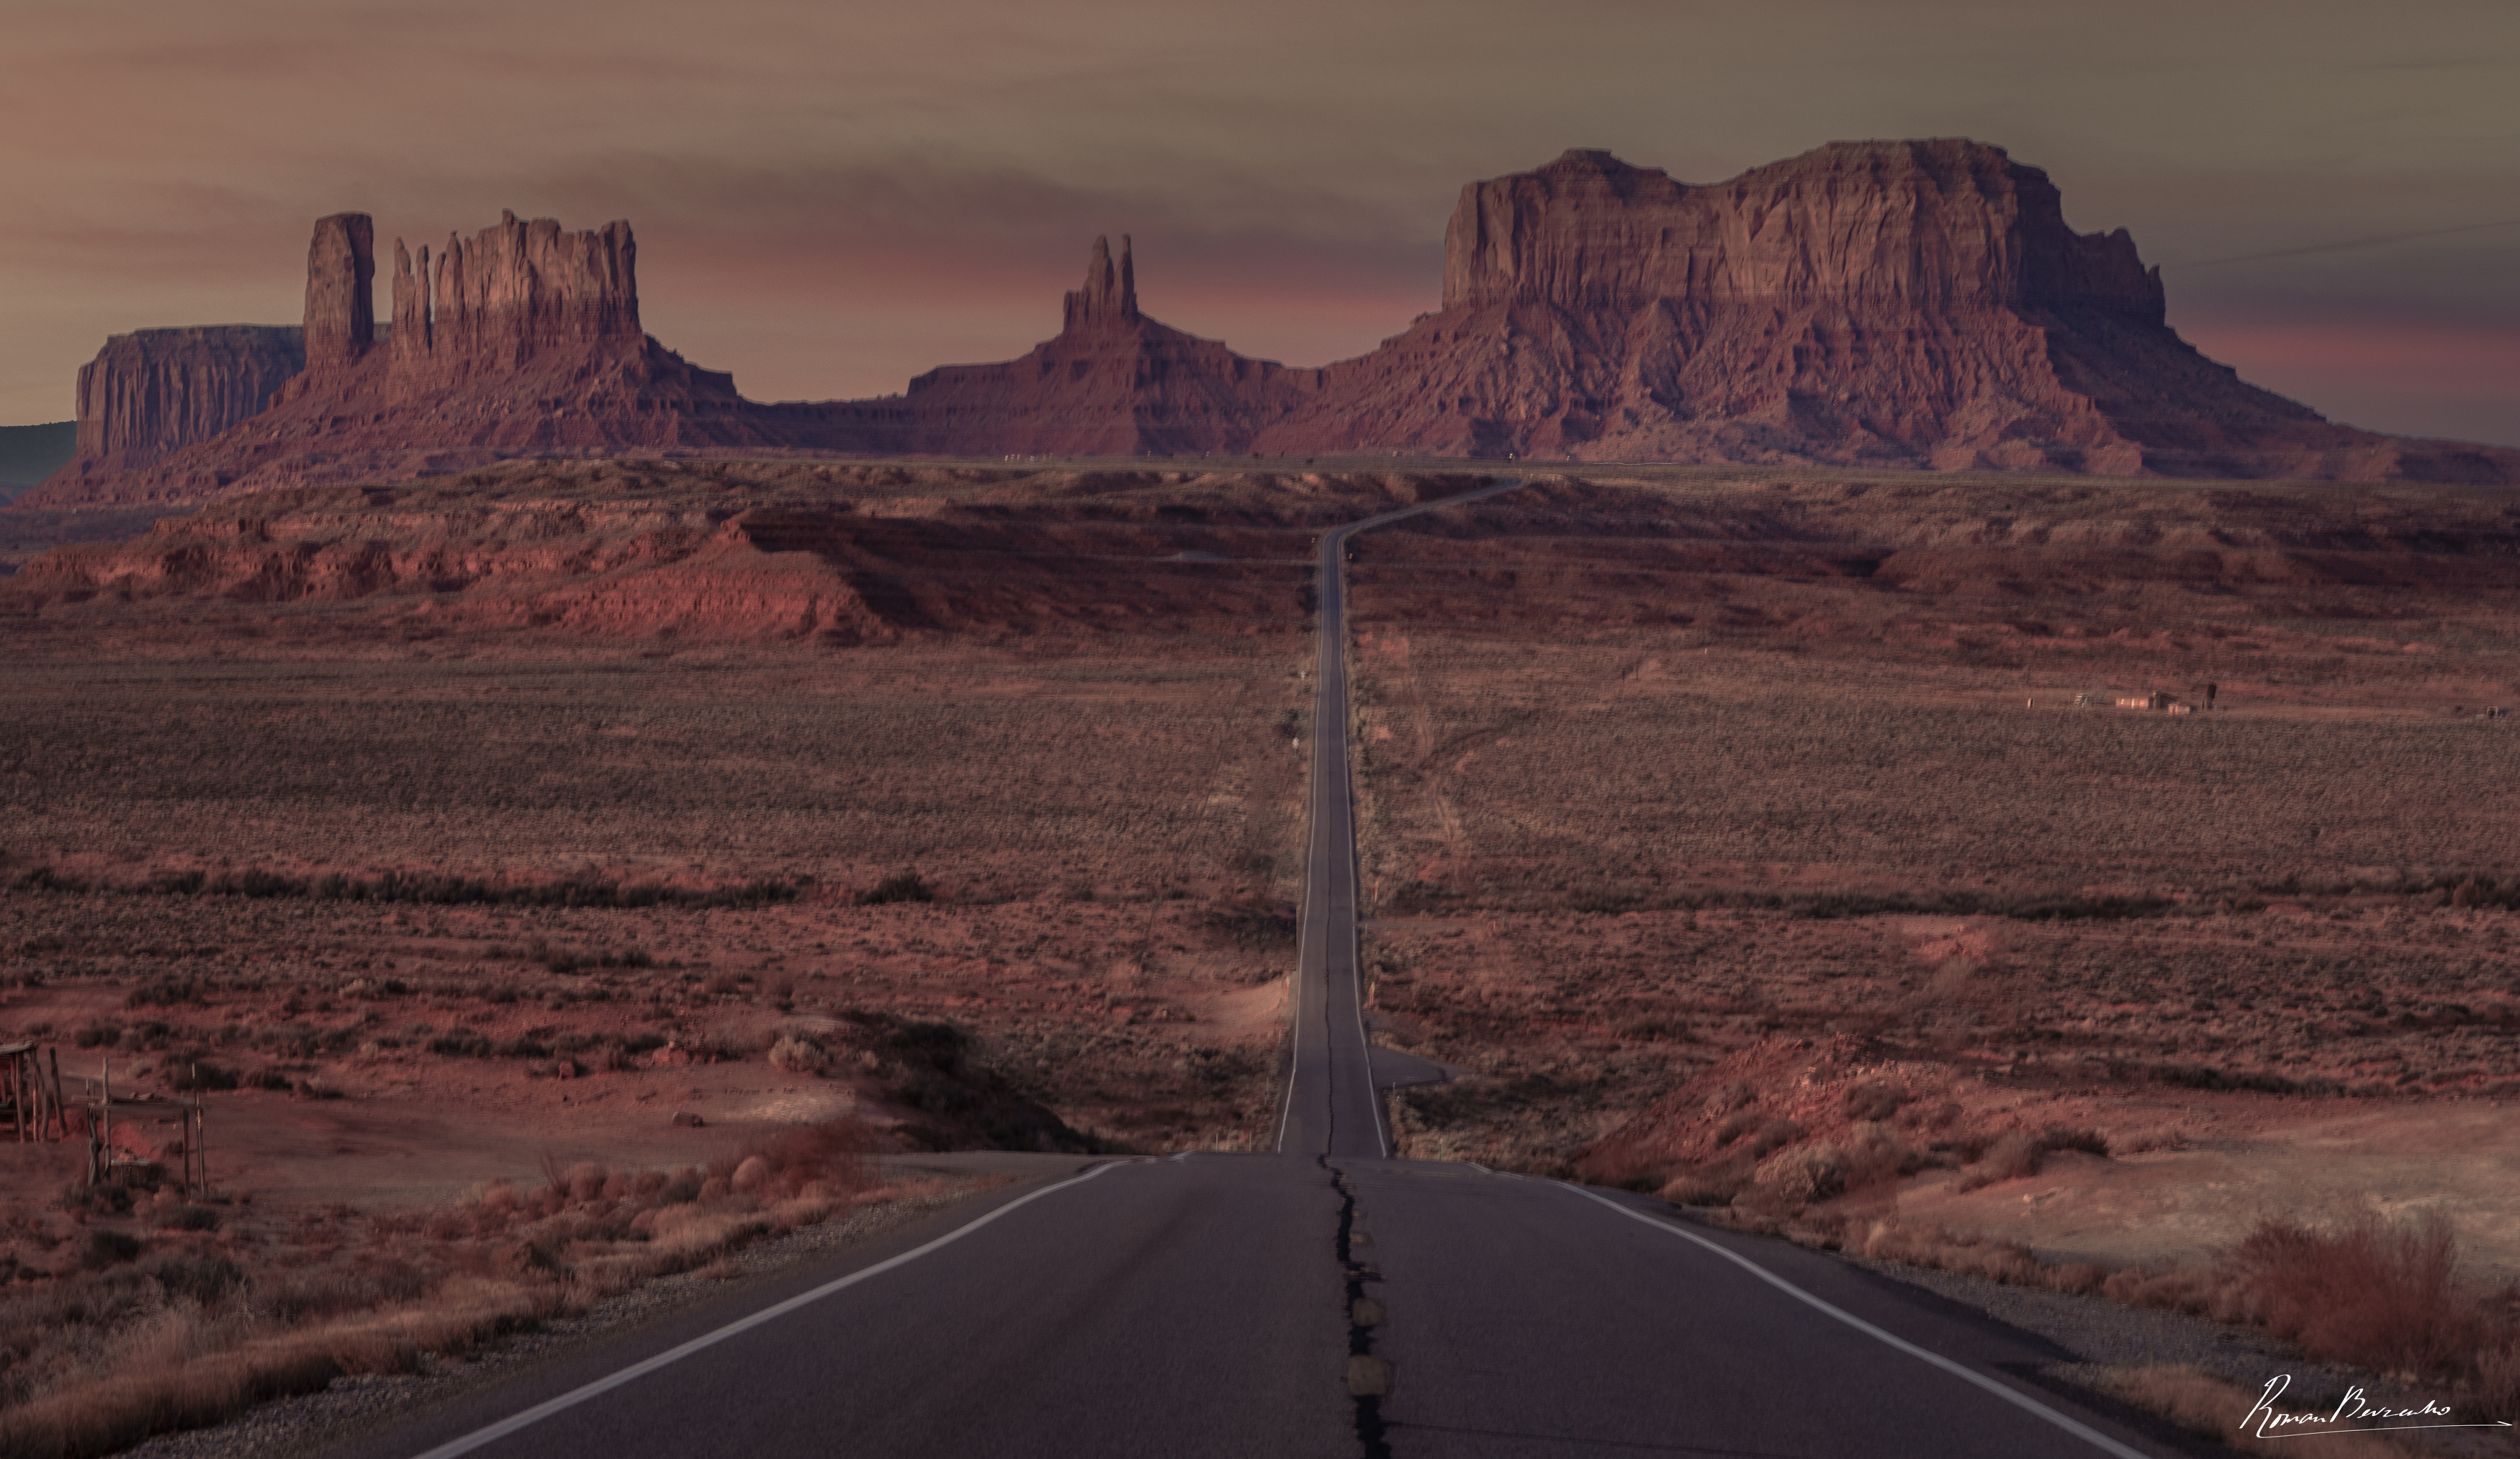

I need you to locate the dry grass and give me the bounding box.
[1355,633,2520,905]
[0,1119,879,1459]
[0,643,1309,899]
[1830,1207,2520,1428]
[2231,1208,2485,1377]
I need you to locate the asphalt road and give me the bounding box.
[1277,476,1531,1159]
[322,477,2189,1459]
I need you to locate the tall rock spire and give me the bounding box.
[302,213,375,367]
[1062,234,1140,332]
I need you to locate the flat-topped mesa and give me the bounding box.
[392,210,642,374]
[1441,140,2163,320]
[64,326,307,474]
[1061,235,1140,333]
[302,213,377,367]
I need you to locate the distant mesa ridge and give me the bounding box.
[19,138,2516,508]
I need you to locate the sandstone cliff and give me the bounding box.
[385,211,641,378]
[24,212,780,508]
[19,141,2515,506]
[74,327,305,469]
[1247,141,2504,480]
[780,235,1320,458]
[302,213,376,369]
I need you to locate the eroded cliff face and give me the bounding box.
[387,211,642,377]
[1440,143,2162,318]
[842,235,1320,457]
[1248,140,2503,480]
[18,140,2516,507]
[63,326,307,473]
[24,212,777,508]
[302,213,377,369]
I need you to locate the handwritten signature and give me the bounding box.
[2242,1373,2507,1440]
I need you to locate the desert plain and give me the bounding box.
[3,457,2518,1449]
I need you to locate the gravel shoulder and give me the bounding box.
[1850,1254,2512,1458]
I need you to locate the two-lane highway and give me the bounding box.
[1277,477,1529,1159]
[315,473,2187,1459]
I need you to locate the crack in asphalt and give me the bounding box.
[1326,1157,1391,1458]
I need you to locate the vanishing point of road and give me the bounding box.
[323,477,2182,1459]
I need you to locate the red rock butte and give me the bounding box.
[19,140,2516,508]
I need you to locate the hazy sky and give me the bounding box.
[5,0,2515,444]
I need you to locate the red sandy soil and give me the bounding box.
[1337,467,2520,1278]
[3,460,2516,1350]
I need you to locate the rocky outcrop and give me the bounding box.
[1245,140,2471,475]
[780,235,1319,458]
[817,143,2513,480]
[23,212,782,508]
[1439,143,2163,318]
[302,213,375,369]
[17,141,2516,506]
[5,461,1338,642]
[30,326,309,503]
[1063,233,1138,331]
[385,211,641,379]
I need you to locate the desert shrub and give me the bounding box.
[168,1061,239,1092]
[537,945,653,973]
[1705,1082,1758,1115]
[80,1231,142,1270]
[1750,1145,1848,1205]
[261,1256,435,1325]
[143,1253,245,1303]
[2041,1126,2109,1157]
[63,1183,136,1216]
[72,1022,122,1050]
[1660,1174,1738,1206]
[1840,1081,1907,1122]
[126,977,207,1009]
[1958,1125,2110,1190]
[158,867,804,911]
[1738,1119,1804,1162]
[2470,1340,2520,1424]
[1973,1131,2046,1185]
[154,1205,222,1233]
[2232,1208,2480,1376]
[2144,1061,2339,1097]
[768,1033,829,1075]
[1205,899,1297,948]
[858,871,935,906]
[14,866,89,893]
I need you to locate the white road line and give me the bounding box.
[408,1161,1131,1459]
[1560,1185,2154,1459]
